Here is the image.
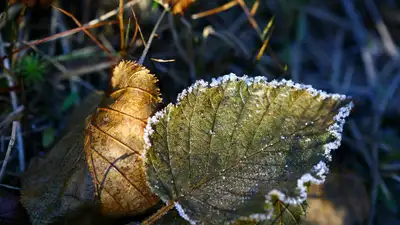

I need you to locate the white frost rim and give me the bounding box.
[143,73,354,224]
[175,202,197,225]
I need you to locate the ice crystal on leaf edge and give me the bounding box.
[143,73,353,224]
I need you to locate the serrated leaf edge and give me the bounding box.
[143,73,354,224]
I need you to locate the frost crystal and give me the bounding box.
[322,101,353,159]
[143,108,167,153]
[143,107,170,202]
[173,74,348,106]
[175,202,196,225]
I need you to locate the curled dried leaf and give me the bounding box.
[161,0,195,14]
[84,60,161,216]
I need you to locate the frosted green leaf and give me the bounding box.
[143,74,353,224]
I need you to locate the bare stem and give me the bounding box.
[141,201,175,225]
[0,121,18,182]
[51,4,113,58]
[0,34,25,172]
[119,0,125,52]
[138,9,167,65]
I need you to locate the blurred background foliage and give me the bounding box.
[0,0,399,224]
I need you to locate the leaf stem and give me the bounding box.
[119,0,125,53]
[141,200,175,225]
[0,121,18,182]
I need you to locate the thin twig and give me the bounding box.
[250,0,259,16]
[0,106,24,134]
[98,34,117,54]
[138,9,167,65]
[303,6,351,29]
[129,17,139,47]
[50,4,80,106]
[57,60,117,80]
[365,0,398,57]
[0,121,17,182]
[150,58,175,63]
[236,0,261,37]
[330,30,345,90]
[256,17,275,61]
[1,20,118,63]
[51,4,113,58]
[340,0,367,47]
[141,201,175,225]
[0,34,25,172]
[0,4,23,30]
[378,73,400,113]
[369,116,382,225]
[53,6,72,54]
[49,5,59,56]
[27,43,67,73]
[125,17,131,49]
[119,0,125,52]
[361,47,377,88]
[192,1,238,19]
[130,7,147,47]
[0,183,20,190]
[86,0,140,26]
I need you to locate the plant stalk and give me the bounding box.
[141,200,175,225]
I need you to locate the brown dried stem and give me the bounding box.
[51,4,113,58]
[141,201,175,225]
[138,9,167,64]
[192,1,238,19]
[0,20,117,64]
[119,0,125,53]
[0,121,17,182]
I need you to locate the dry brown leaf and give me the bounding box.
[304,173,370,225]
[161,0,195,15]
[21,91,104,225]
[84,60,161,216]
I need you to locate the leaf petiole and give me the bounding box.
[141,200,175,225]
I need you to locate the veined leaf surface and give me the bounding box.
[144,74,353,223]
